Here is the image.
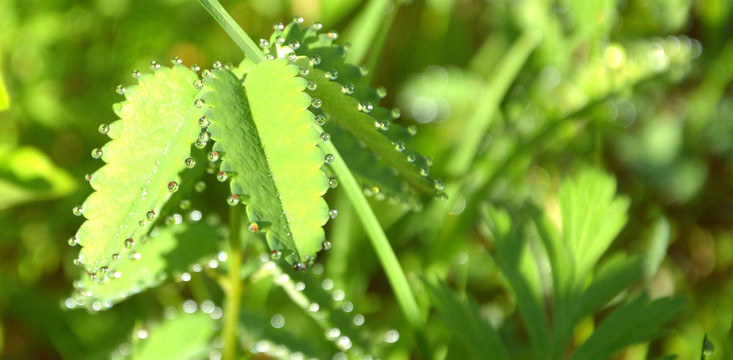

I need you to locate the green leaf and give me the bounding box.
[558,168,630,293]
[0,146,76,209]
[481,205,551,355]
[424,279,510,360]
[72,223,218,309]
[126,308,217,360]
[201,60,329,266]
[568,295,684,360]
[574,255,643,323]
[267,22,440,201]
[74,65,204,273]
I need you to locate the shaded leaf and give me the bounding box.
[72,223,218,309]
[0,146,76,209]
[128,309,217,360]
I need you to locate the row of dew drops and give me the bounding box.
[71,55,342,279]
[261,17,447,200]
[256,257,399,360]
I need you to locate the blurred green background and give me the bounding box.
[1,0,732,359]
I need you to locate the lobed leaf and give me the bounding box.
[201,60,329,266]
[74,65,204,273]
[71,223,218,310]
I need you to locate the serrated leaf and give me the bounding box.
[73,223,218,309]
[74,65,204,272]
[128,310,217,360]
[267,22,439,200]
[201,60,329,265]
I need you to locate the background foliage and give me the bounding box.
[1,0,732,359]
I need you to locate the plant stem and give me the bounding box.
[199,0,264,64]
[319,138,432,359]
[222,205,243,360]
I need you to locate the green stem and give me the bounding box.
[222,205,243,360]
[319,138,432,359]
[199,0,264,64]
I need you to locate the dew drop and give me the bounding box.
[68,236,78,247]
[129,251,141,260]
[289,40,301,50]
[112,253,120,261]
[89,272,98,280]
[275,36,285,45]
[359,102,373,113]
[376,86,387,98]
[185,157,196,169]
[293,263,306,271]
[91,148,103,159]
[138,219,146,227]
[420,168,429,177]
[341,83,355,95]
[343,42,352,51]
[198,131,211,143]
[359,65,369,76]
[202,69,212,78]
[198,116,210,128]
[703,336,714,356]
[131,69,141,79]
[329,209,338,219]
[407,124,417,136]
[406,154,416,162]
[311,55,322,66]
[217,171,228,182]
[150,60,160,71]
[146,210,156,221]
[208,151,219,162]
[190,64,201,72]
[168,181,179,192]
[227,194,239,206]
[292,15,304,24]
[326,69,338,80]
[426,156,434,166]
[394,141,405,152]
[195,139,207,149]
[312,21,323,30]
[434,179,445,191]
[124,238,134,249]
[298,66,309,77]
[306,81,317,91]
[315,114,326,125]
[100,266,109,273]
[193,79,203,89]
[287,53,297,62]
[311,97,322,108]
[98,124,110,135]
[179,199,191,210]
[171,56,182,65]
[246,222,259,233]
[194,99,205,108]
[194,181,206,192]
[212,60,222,69]
[73,257,83,266]
[116,85,126,95]
[320,132,330,142]
[273,22,284,31]
[327,30,339,40]
[112,102,122,113]
[270,250,282,260]
[259,38,270,49]
[328,177,339,188]
[324,154,335,164]
[391,108,401,119]
[84,173,92,182]
[435,191,448,200]
[321,240,332,251]
[72,206,83,216]
[264,54,275,61]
